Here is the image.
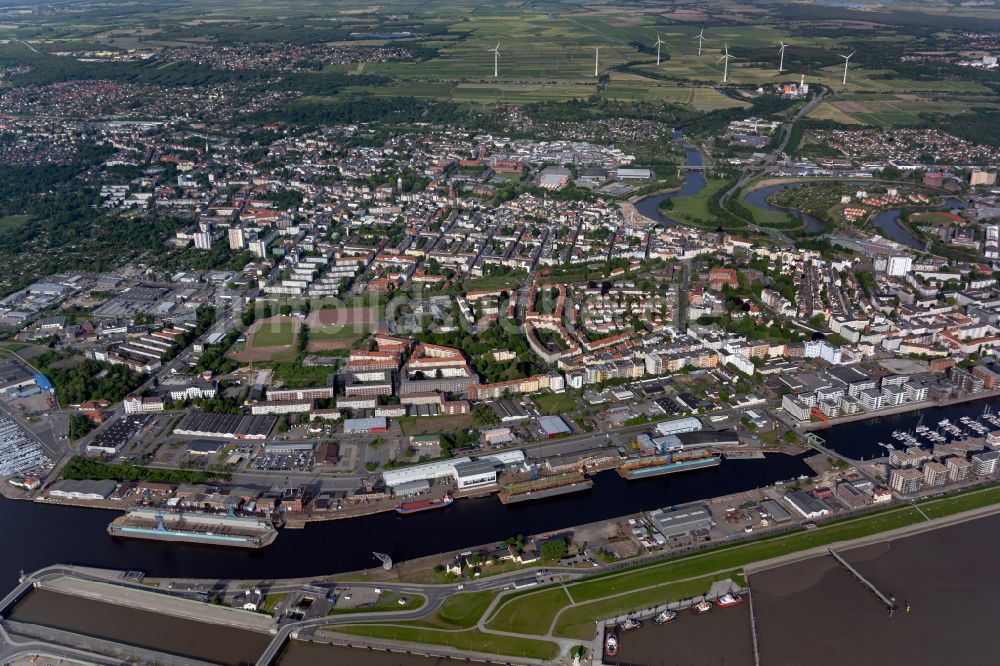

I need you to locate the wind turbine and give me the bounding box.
[840,51,855,86]
[593,46,601,77]
[654,34,665,66]
[694,28,706,56]
[778,40,787,73]
[488,43,500,78]
[719,43,734,84]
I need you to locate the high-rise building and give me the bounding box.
[228,227,246,250]
[889,467,923,494]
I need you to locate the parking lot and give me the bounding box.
[247,451,314,472]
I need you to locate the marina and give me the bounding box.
[820,395,1000,461]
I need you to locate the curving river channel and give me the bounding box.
[743,181,964,249]
[633,144,705,226]
[635,158,964,251]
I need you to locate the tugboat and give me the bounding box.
[715,592,744,608]
[653,609,677,624]
[617,617,642,632]
[692,600,713,614]
[604,631,619,658]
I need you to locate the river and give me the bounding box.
[0,454,812,590]
[742,181,963,249]
[633,145,705,226]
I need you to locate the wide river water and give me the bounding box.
[0,454,812,590]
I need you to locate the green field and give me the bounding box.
[485,586,570,635]
[328,593,425,616]
[533,392,578,416]
[0,215,31,233]
[309,325,369,346]
[250,321,296,347]
[332,625,560,661]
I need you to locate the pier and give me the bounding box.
[827,547,897,614]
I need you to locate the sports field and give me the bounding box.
[230,316,300,362]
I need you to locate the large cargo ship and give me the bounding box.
[395,496,453,515]
[618,450,721,480]
[108,507,278,548]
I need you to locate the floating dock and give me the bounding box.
[108,507,278,548]
[498,472,594,504]
[618,451,722,480]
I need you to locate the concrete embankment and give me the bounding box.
[37,576,274,633]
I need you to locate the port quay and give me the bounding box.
[3,391,1000,664]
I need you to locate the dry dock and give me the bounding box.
[108,507,278,548]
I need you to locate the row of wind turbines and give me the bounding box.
[488,29,857,86]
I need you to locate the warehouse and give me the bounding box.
[783,489,832,519]
[649,504,714,538]
[264,441,315,454]
[382,450,525,491]
[47,479,117,500]
[187,440,225,456]
[173,412,276,440]
[343,416,388,434]
[537,415,572,438]
[454,459,499,489]
[654,416,703,437]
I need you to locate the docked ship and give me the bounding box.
[617,617,642,632]
[618,450,721,480]
[395,496,453,515]
[691,600,713,614]
[108,507,278,549]
[716,593,743,608]
[654,609,677,624]
[604,631,619,658]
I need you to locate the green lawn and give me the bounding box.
[309,325,369,347]
[533,392,578,416]
[430,590,497,629]
[328,594,424,616]
[917,484,1000,520]
[0,214,30,233]
[251,321,296,347]
[486,586,570,635]
[332,625,560,661]
[260,592,287,615]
